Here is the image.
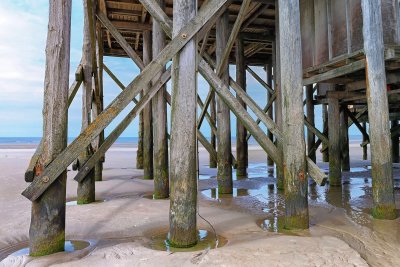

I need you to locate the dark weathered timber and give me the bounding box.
[75,67,172,183]
[22,0,228,201]
[236,35,247,177]
[306,85,316,162]
[77,0,96,205]
[216,10,233,194]
[328,96,342,186]
[142,30,153,180]
[345,107,370,142]
[322,103,329,162]
[279,0,309,230]
[209,89,217,168]
[137,111,144,169]
[274,1,284,190]
[340,108,350,171]
[266,63,274,166]
[29,0,71,256]
[362,0,396,219]
[169,0,198,248]
[392,120,400,163]
[152,0,169,198]
[362,122,368,160]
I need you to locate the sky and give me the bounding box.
[0,0,361,138]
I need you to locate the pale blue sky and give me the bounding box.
[0,0,361,138]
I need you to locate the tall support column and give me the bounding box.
[322,103,329,162]
[137,114,144,169]
[152,0,169,198]
[362,122,368,160]
[29,0,71,256]
[266,63,274,166]
[362,0,396,219]
[279,0,309,229]
[328,96,341,186]
[216,10,233,193]
[306,85,316,163]
[209,90,217,168]
[94,12,104,182]
[340,107,350,171]
[235,35,247,177]
[169,0,197,247]
[392,120,399,163]
[275,0,284,190]
[143,30,153,180]
[77,0,95,204]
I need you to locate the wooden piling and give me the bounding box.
[29,0,71,256]
[362,122,368,160]
[279,0,309,229]
[152,0,169,198]
[266,63,274,166]
[169,0,197,247]
[328,96,342,186]
[392,120,399,163]
[216,10,233,193]
[209,89,217,168]
[322,103,329,162]
[77,0,96,205]
[340,107,350,171]
[362,0,396,219]
[274,1,284,190]
[306,85,316,162]
[235,35,247,177]
[142,30,154,180]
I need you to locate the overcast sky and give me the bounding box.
[0,0,361,139]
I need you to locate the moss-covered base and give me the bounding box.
[29,232,65,257]
[143,175,153,180]
[153,194,169,199]
[77,198,95,205]
[372,205,397,220]
[217,184,233,194]
[284,214,309,230]
[167,239,198,248]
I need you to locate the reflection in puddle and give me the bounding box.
[148,230,227,252]
[8,240,91,257]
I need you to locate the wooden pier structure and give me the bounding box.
[22,0,399,255]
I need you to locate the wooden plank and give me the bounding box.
[328,96,342,186]
[22,0,229,201]
[362,0,396,219]
[28,0,71,256]
[97,12,145,70]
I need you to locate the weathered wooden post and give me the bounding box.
[152,0,169,198]
[236,35,247,177]
[29,0,71,256]
[392,120,399,163]
[340,107,350,171]
[169,0,198,247]
[77,0,96,204]
[216,10,233,193]
[322,104,329,162]
[209,89,217,168]
[362,0,396,219]
[279,0,309,229]
[306,85,316,163]
[327,95,341,186]
[362,122,368,160]
[143,30,153,180]
[266,63,274,166]
[275,0,284,190]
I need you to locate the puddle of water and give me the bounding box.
[148,230,227,252]
[7,240,91,258]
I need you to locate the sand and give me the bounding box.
[0,143,399,266]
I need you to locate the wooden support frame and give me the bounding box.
[22,0,230,201]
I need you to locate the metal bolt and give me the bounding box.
[42,176,50,183]
[181,33,187,39]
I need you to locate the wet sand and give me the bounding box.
[0,143,399,266]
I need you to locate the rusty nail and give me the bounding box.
[42,176,50,183]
